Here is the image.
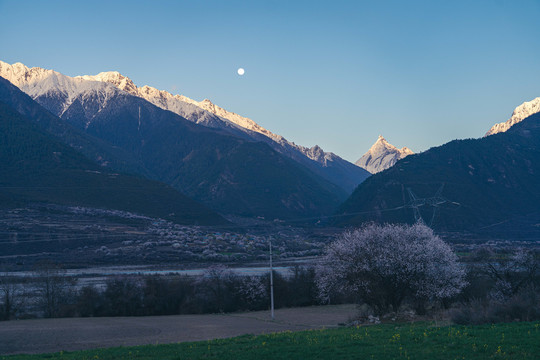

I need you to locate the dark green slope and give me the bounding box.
[336,113,540,238]
[0,101,228,225]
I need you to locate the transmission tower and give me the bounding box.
[405,183,459,226]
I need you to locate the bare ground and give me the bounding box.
[0,304,357,355]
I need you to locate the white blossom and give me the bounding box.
[316,223,467,313]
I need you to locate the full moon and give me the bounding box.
[237,68,245,76]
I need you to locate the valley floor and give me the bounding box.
[0,304,356,355]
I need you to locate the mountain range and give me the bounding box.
[353,96,540,176]
[337,112,540,239]
[0,61,352,220]
[3,58,539,233]
[0,61,370,194]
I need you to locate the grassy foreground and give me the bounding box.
[4,322,540,360]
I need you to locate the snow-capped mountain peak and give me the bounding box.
[355,136,413,174]
[76,71,138,95]
[372,135,391,148]
[0,61,124,119]
[485,97,540,136]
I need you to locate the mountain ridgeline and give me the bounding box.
[337,113,540,239]
[0,61,370,195]
[0,69,347,220]
[7,59,539,232]
[73,69,371,193]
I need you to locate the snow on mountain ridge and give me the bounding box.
[0,61,280,147]
[77,68,343,165]
[0,61,64,91]
[0,60,370,192]
[195,98,283,142]
[0,60,123,120]
[485,97,540,136]
[77,71,139,95]
[355,135,413,174]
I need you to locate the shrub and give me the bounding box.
[451,286,540,324]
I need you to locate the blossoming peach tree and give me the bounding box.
[316,223,467,314]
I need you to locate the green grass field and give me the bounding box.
[4,322,539,360]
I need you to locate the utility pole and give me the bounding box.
[269,238,275,320]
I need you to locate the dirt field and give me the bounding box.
[0,304,357,355]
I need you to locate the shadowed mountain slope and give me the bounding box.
[0,75,345,220]
[0,99,228,225]
[337,113,540,239]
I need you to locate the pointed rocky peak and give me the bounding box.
[401,146,414,155]
[369,135,398,153]
[300,145,328,165]
[355,135,413,174]
[306,145,325,162]
[485,97,540,136]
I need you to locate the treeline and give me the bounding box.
[1,265,343,319]
[1,247,539,324]
[76,266,328,317]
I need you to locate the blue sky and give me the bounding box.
[1,0,539,161]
